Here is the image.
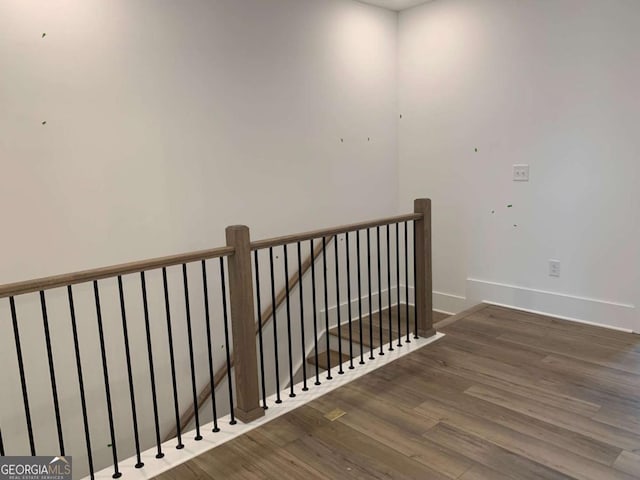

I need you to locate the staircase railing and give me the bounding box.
[165,236,333,441]
[0,198,434,480]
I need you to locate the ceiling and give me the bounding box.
[356,0,433,11]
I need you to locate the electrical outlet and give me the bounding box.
[513,164,530,182]
[549,260,561,277]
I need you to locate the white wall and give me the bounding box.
[0,0,399,476]
[0,0,399,285]
[5,0,640,476]
[398,0,640,331]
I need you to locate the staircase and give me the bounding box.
[308,306,449,372]
[0,198,437,480]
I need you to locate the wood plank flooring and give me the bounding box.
[156,304,640,480]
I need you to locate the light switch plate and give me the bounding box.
[513,164,530,182]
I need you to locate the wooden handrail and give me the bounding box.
[171,211,427,433]
[166,210,426,434]
[0,212,422,299]
[0,246,235,299]
[250,213,422,250]
[165,236,333,440]
[2,204,431,445]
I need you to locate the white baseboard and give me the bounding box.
[432,291,468,315]
[467,278,637,333]
[321,286,468,319]
[320,286,401,318]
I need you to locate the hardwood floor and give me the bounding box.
[156,304,640,480]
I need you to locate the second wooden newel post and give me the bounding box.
[226,225,265,423]
[414,198,436,338]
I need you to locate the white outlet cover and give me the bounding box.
[549,259,561,277]
[513,164,530,182]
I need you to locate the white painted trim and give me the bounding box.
[468,278,635,309]
[321,285,468,318]
[406,286,469,315]
[320,286,399,317]
[482,301,634,334]
[90,333,445,479]
[467,278,637,333]
[433,308,455,316]
[432,290,467,314]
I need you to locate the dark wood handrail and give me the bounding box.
[0,246,235,299]
[250,213,422,250]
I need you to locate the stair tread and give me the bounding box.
[328,307,449,347]
[310,309,449,371]
[328,321,399,347]
[328,307,412,347]
[307,350,351,370]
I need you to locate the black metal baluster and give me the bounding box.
[161,268,184,449]
[219,258,236,424]
[283,245,296,397]
[366,230,374,360]
[345,232,354,370]
[322,236,332,380]
[93,281,121,478]
[413,222,419,339]
[297,242,308,391]
[117,277,143,467]
[67,286,95,477]
[253,252,268,409]
[386,225,394,352]
[140,273,163,458]
[334,236,344,375]
[356,230,364,365]
[39,291,65,455]
[182,264,202,440]
[395,223,403,348]
[10,297,35,456]
[404,222,411,343]
[268,248,282,403]
[376,227,384,356]
[202,261,221,430]
[310,239,321,385]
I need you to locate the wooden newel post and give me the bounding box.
[225,225,265,423]
[414,199,436,338]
